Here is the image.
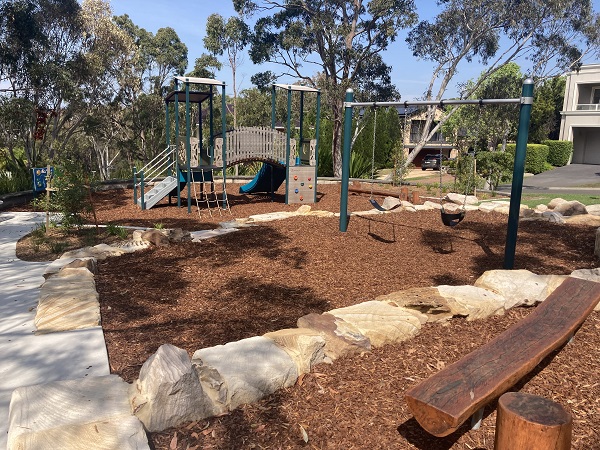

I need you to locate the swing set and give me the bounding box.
[339,79,535,270]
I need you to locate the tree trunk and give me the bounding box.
[331,97,343,178]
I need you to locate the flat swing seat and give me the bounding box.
[369,198,402,212]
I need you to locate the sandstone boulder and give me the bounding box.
[131,344,221,432]
[377,287,454,322]
[475,270,568,309]
[263,328,325,374]
[327,301,423,347]
[586,204,600,216]
[564,214,600,226]
[436,285,505,320]
[445,193,478,205]
[553,200,587,216]
[192,336,298,411]
[548,198,568,209]
[297,313,371,360]
[141,229,170,247]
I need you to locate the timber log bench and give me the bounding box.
[404,276,600,437]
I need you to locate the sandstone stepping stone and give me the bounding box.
[542,211,566,224]
[60,244,126,260]
[247,211,295,222]
[36,267,100,334]
[61,258,98,275]
[44,256,96,279]
[297,313,371,360]
[296,205,312,214]
[191,228,239,241]
[263,328,326,374]
[377,287,454,322]
[382,197,401,210]
[8,375,149,450]
[436,285,505,320]
[112,239,151,253]
[326,301,423,347]
[309,210,336,218]
[475,269,568,309]
[131,344,222,432]
[192,336,298,411]
[478,202,501,213]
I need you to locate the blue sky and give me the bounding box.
[110,0,600,100]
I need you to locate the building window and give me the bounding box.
[592,87,600,104]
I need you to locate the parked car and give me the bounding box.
[421,154,447,171]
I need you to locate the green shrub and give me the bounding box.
[476,151,514,191]
[317,145,334,177]
[349,151,374,179]
[542,140,572,167]
[503,143,549,174]
[0,169,31,195]
[106,224,128,239]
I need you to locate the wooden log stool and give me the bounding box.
[495,392,572,450]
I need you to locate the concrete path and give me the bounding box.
[0,212,110,450]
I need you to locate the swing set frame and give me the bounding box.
[339,79,534,270]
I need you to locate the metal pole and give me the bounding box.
[314,91,321,203]
[175,79,181,207]
[165,101,171,177]
[271,84,276,129]
[285,86,292,204]
[339,89,354,232]
[221,82,227,209]
[186,80,191,213]
[140,171,145,210]
[504,78,534,269]
[209,90,214,164]
[132,167,137,205]
[299,91,304,165]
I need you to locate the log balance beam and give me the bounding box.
[404,277,600,437]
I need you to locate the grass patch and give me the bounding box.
[520,193,600,208]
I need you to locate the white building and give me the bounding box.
[559,63,600,164]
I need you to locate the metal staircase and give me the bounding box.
[134,145,178,209]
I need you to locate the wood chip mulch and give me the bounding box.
[13,183,600,449]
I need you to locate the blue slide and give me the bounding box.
[239,163,286,194]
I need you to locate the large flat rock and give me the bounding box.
[8,375,148,450]
[263,328,325,374]
[436,285,505,320]
[474,269,568,309]
[327,301,423,347]
[192,336,298,411]
[377,287,454,322]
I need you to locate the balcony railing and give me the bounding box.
[576,103,600,111]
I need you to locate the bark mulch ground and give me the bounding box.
[11,182,600,449]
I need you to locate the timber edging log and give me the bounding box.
[404,277,600,437]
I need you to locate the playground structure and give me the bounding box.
[339,79,534,269]
[133,78,321,214]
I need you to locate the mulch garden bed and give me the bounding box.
[11,182,600,449]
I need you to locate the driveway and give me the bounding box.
[498,164,600,195]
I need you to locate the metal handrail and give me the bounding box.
[134,145,177,186]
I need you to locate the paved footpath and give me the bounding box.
[0,212,110,449]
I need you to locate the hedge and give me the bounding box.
[502,143,549,174]
[542,140,573,167]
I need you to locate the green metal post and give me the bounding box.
[299,91,304,165]
[285,86,292,204]
[175,79,181,207]
[140,171,145,210]
[271,84,276,129]
[313,91,321,203]
[165,101,171,176]
[339,89,354,232]
[186,80,191,213]
[504,78,534,269]
[132,167,137,205]
[209,89,214,164]
[221,82,227,209]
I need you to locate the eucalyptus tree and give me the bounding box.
[204,13,250,128]
[233,0,417,176]
[404,0,600,166]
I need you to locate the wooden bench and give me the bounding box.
[404,277,600,437]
